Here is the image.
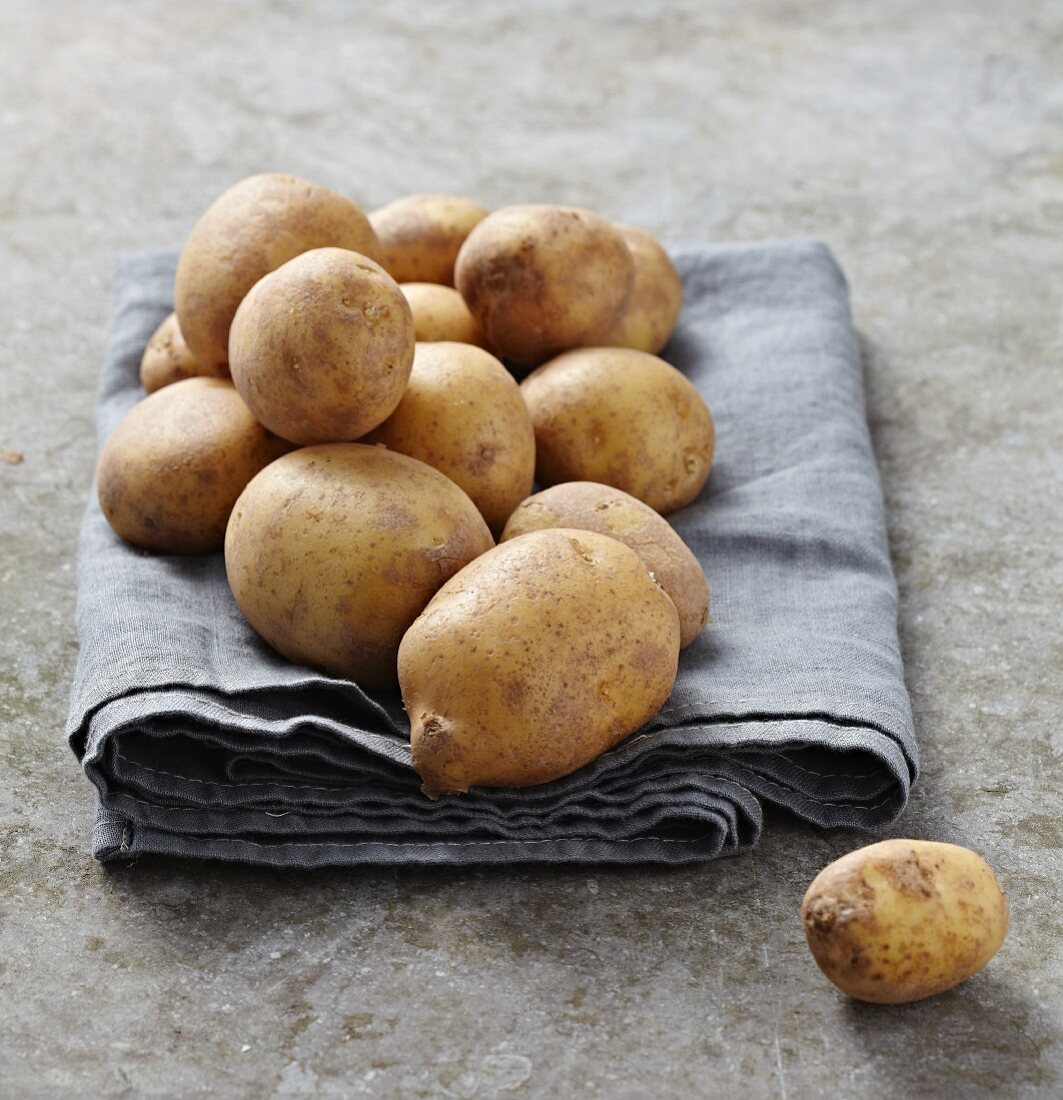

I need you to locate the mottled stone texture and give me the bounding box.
[1,1,1059,1096]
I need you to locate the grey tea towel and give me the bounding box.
[67,241,917,866]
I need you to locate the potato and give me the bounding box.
[96,378,291,554]
[174,173,379,373]
[399,528,681,795]
[369,194,489,286]
[501,482,709,646]
[363,342,534,535]
[140,312,212,393]
[455,205,634,366]
[520,347,715,514]
[801,839,1009,1004]
[601,224,684,354]
[225,444,493,690]
[399,283,487,347]
[228,248,414,445]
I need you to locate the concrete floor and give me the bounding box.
[2,1,1061,1096]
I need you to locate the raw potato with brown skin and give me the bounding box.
[455,205,635,366]
[225,444,493,691]
[501,482,709,646]
[801,839,1010,1004]
[601,224,684,354]
[369,194,489,286]
[140,312,213,393]
[521,347,715,514]
[400,283,487,347]
[399,528,681,796]
[174,173,379,373]
[228,248,414,445]
[96,378,292,554]
[363,342,534,535]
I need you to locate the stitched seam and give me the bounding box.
[755,751,879,781]
[738,768,899,813]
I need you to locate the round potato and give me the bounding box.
[520,347,715,514]
[96,378,292,554]
[225,444,493,690]
[601,224,684,354]
[399,528,681,796]
[502,482,709,646]
[801,839,1010,1004]
[400,283,487,347]
[140,312,212,393]
[175,173,379,373]
[455,205,634,366]
[369,194,489,286]
[363,342,534,534]
[229,248,414,445]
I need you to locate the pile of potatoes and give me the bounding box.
[97,172,713,797]
[99,174,1013,1004]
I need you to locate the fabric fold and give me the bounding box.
[67,241,916,866]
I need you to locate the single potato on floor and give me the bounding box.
[801,839,1009,1004]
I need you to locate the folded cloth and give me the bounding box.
[67,241,917,867]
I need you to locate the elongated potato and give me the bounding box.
[399,528,681,796]
[175,173,379,373]
[97,378,292,554]
[455,205,634,366]
[225,444,493,690]
[601,225,684,354]
[501,482,709,646]
[400,283,487,347]
[229,248,414,445]
[363,342,534,534]
[140,313,212,393]
[801,839,1009,1004]
[370,194,489,285]
[521,347,715,514]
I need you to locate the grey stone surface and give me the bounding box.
[1,0,1060,1096]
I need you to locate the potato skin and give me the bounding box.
[369,194,489,286]
[140,313,212,393]
[96,378,292,554]
[225,444,493,690]
[601,225,684,354]
[229,247,414,445]
[501,482,709,647]
[363,342,535,535]
[520,347,715,514]
[801,839,1009,1004]
[175,173,379,373]
[399,528,681,796]
[455,205,634,366]
[399,283,487,347]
